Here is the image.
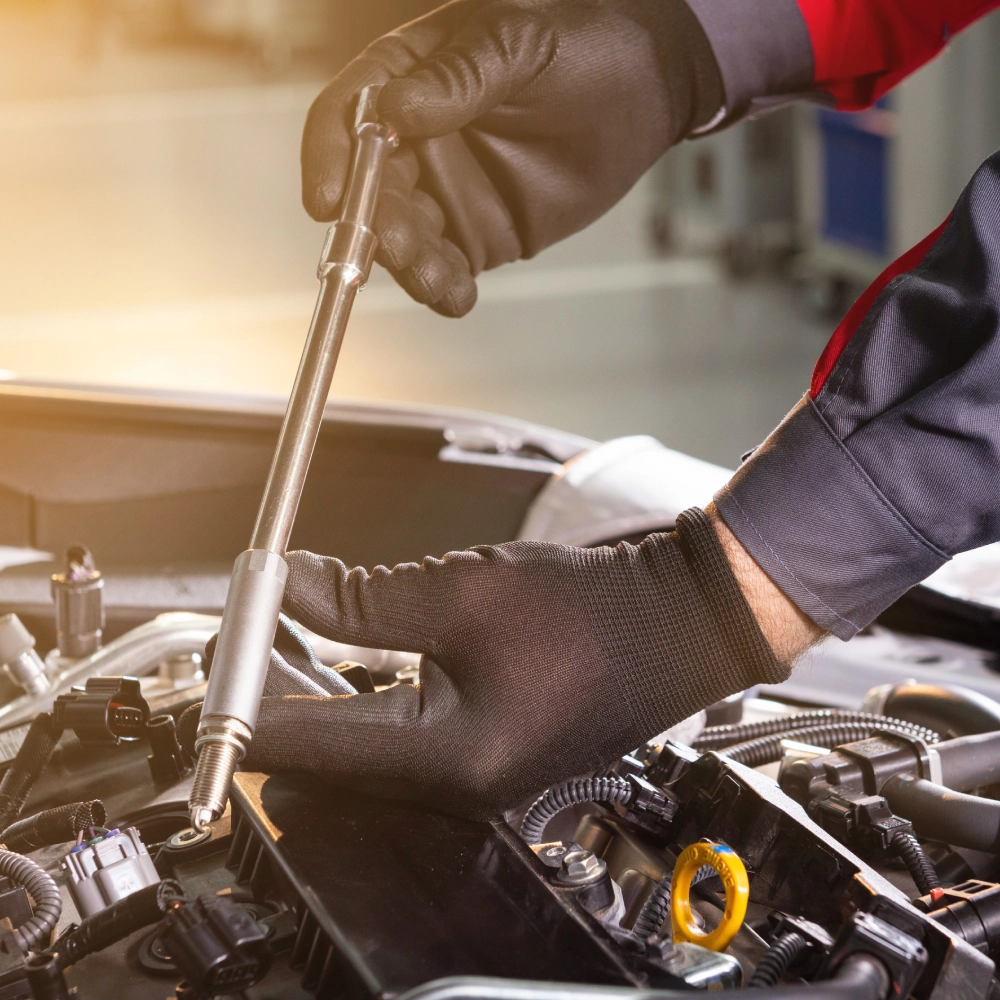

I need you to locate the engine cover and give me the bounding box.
[227,772,651,997]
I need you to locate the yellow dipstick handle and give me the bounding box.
[670,841,749,952]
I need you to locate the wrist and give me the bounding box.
[706,502,826,664]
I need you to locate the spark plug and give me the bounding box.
[188,86,397,831]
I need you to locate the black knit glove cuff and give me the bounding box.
[675,507,789,688]
[633,0,725,136]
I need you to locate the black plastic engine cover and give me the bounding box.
[228,772,643,999]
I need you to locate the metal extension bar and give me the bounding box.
[188,86,397,831]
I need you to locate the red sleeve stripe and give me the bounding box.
[810,216,951,398]
[797,0,1000,109]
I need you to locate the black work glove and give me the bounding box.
[206,614,356,698]
[303,0,724,316]
[177,614,355,761]
[181,509,787,820]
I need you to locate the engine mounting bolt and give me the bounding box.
[557,849,607,886]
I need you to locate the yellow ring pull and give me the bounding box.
[670,841,749,952]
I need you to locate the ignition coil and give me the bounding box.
[160,893,272,996]
[53,676,149,745]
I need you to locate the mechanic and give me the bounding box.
[185,0,1000,820]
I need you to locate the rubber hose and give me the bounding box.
[0,849,62,953]
[520,778,632,845]
[52,878,184,969]
[719,723,935,769]
[746,931,808,988]
[933,731,1000,791]
[1,800,105,854]
[0,713,63,831]
[890,831,941,895]
[882,774,1000,852]
[877,683,1000,739]
[695,711,938,751]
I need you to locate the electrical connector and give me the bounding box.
[820,910,926,998]
[645,740,700,789]
[916,880,1000,957]
[620,774,680,834]
[808,792,914,856]
[53,676,149,745]
[160,894,272,996]
[61,827,160,918]
[766,912,835,979]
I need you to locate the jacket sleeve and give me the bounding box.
[713,149,1000,641]
[684,0,1000,122]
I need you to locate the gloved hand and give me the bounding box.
[207,614,357,698]
[182,509,788,820]
[177,614,356,761]
[303,0,724,316]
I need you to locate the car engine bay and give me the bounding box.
[1,382,1000,999]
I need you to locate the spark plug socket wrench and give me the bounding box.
[188,86,397,831]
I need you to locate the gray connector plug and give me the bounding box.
[62,827,160,918]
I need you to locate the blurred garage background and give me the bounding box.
[1,0,999,467]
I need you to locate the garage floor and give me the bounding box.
[0,5,833,469]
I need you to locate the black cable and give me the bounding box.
[695,711,938,751]
[632,878,671,941]
[718,722,937,769]
[0,712,63,831]
[1,800,105,854]
[50,878,184,970]
[520,777,632,844]
[0,849,63,953]
[890,831,941,895]
[746,931,808,988]
[631,866,715,941]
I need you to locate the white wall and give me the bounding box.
[893,8,1000,253]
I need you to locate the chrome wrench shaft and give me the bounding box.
[188,87,397,831]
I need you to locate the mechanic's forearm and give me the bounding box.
[687,0,1000,124]
[715,148,1000,642]
[707,502,825,664]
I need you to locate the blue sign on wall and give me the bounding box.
[819,101,894,257]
